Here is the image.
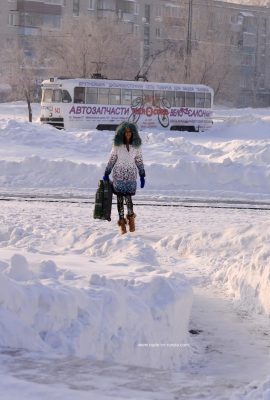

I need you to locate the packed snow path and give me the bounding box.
[0,200,269,399]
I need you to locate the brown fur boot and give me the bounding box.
[126,213,136,232]
[118,218,127,235]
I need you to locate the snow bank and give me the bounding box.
[1,105,270,199]
[0,253,192,369]
[0,145,270,197]
[157,223,270,317]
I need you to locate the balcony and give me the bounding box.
[97,9,116,19]
[97,0,116,11]
[15,1,62,15]
[118,11,136,22]
[242,32,257,48]
[230,22,243,33]
[163,16,184,27]
[17,26,40,36]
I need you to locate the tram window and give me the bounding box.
[185,92,195,107]
[175,91,185,107]
[43,89,53,102]
[154,91,165,106]
[86,87,98,104]
[122,89,132,105]
[74,87,85,104]
[62,90,72,103]
[52,89,62,103]
[131,89,143,101]
[109,88,121,105]
[195,92,205,108]
[205,93,211,108]
[164,91,175,107]
[99,88,109,104]
[143,90,154,105]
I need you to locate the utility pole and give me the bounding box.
[91,61,107,79]
[185,0,193,80]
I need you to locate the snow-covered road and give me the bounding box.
[0,200,269,399]
[1,102,270,399]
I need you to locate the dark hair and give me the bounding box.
[113,122,142,148]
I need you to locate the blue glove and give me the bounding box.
[103,174,109,181]
[140,176,145,188]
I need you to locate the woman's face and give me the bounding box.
[124,128,132,142]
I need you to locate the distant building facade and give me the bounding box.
[192,0,270,106]
[1,0,270,106]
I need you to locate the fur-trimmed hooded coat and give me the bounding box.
[104,122,145,196]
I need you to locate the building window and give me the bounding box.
[259,76,265,89]
[156,5,162,18]
[44,0,64,4]
[127,23,133,34]
[144,25,150,45]
[240,75,251,89]
[145,4,150,23]
[156,27,161,38]
[43,14,61,29]
[208,12,216,31]
[231,15,237,24]
[134,24,139,35]
[73,0,80,16]
[8,13,15,26]
[241,53,254,66]
[134,3,139,15]
[88,0,95,9]
[164,5,181,19]
[260,35,266,55]
[97,0,115,11]
[122,1,135,14]
[19,12,42,27]
[261,18,267,35]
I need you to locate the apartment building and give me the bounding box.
[5,1,63,34]
[1,0,270,106]
[3,1,184,60]
[191,0,270,105]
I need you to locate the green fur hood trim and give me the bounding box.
[113,122,142,148]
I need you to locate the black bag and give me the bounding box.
[93,180,113,221]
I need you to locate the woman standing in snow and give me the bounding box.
[103,122,145,235]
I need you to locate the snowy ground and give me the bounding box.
[0,102,270,399]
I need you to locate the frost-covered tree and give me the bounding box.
[149,1,237,104]
[3,40,44,122]
[42,17,140,80]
